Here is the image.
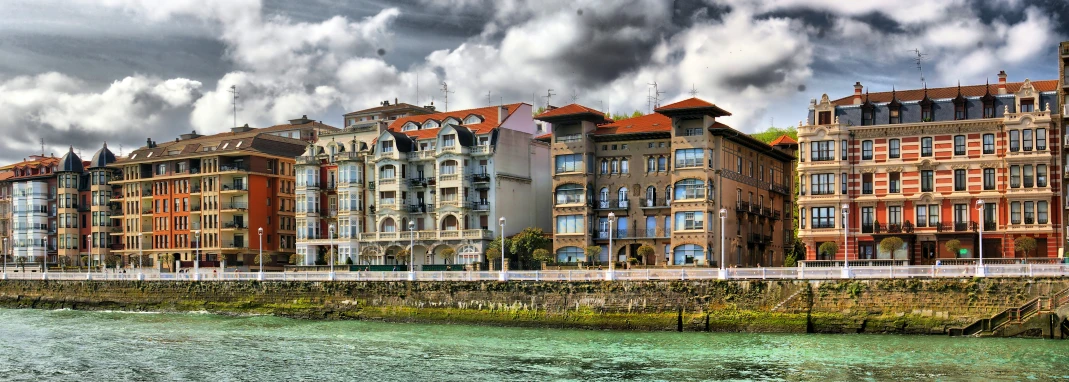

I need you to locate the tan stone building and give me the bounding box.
[536,98,796,267]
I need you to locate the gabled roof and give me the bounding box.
[387,103,526,139]
[534,104,609,123]
[593,113,672,135]
[343,102,433,117]
[654,97,732,117]
[831,80,1059,106]
[769,135,798,146]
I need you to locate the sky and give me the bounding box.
[0,0,1066,163]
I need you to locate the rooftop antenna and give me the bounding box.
[40,138,44,156]
[544,89,555,109]
[570,88,579,103]
[487,90,492,106]
[416,72,419,105]
[439,82,454,111]
[119,143,123,157]
[647,81,665,113]
[689,83,699,97]
[910,48,927,86]
[228,85,239,128]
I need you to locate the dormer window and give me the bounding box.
[1020,98,1034,113]
[953,93,967,120]
[422,120,439,130]
[982,89,996,118]
[464,115,483,124]
[443,135,456,147]
[860,103,874,126]
[817,111,831,125]
[887,92,901,124]
[381,140,394,153]
[401,122,418,132]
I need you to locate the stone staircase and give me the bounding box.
[950,286,1069,338]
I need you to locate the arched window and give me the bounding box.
[464,115,483,125]
[645,186,655,206]
[665,186,673,202]
[600,160,608,174]
[441,215,459,230]
[617,187,628,208]
[674,179,706,200]
[599,187,609,208]
[647,157,655,172]
[673,244,703,265]
[422,120,440,129]
[381,218,396,232]
[379,165,396,179]
[401,122,418,131]
[556,246,584,263]
[611,159,618,174]
[442,117,460,127]
[556,184,584,205]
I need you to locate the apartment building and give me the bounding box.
[0,171,12,262]
[536,98,797,267]
[1060,42,1069,248]
[108,121,325,268]
[799,71,1062,262]
[4,155,61,264]
[294,102,551,268]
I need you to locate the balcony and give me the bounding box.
[222,221,247,229]
[735,201,750,213]
[640,198,668,208]
[222,202,248,210]
[296,156,319,165]
[221,183,248,193]
[407,178,428,188]
[748,233,762,243]
[337,152,362,162]
[771,184,789,195]
[470,172,491,183]
[772,210,781,220]
[594,229,630,240]
[406,151,435,161]
[471,145,492,155]
[872,222,913,234]
[594,199,629,210]
[219,164,248,172]
[471,201,490,211]
[635,228,669,238]
[983,221,997,231]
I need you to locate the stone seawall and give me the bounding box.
[0,278,1065,336]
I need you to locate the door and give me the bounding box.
[921,241,937,265]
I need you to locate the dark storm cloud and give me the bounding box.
[672,0,730,26]
[555,7,675,86]
[971,0,1069,36]
[721,54,795,91]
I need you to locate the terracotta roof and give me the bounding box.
[831,80,1059,106]
[343,102,432,117]
[593,113,672,135]
[0,170,14,181]
[535,104,606,120]
[387,103,526,139]
[118,123,318,164]
[535,133,552,141]
[654,97,732,116]
[769,135,798,146]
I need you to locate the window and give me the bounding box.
[1038,165,1047,187]
[555,184,583,205]
[1010,201,1021,224]
[673,244,703,265]
[921,170,934,192]
[861,106,874,126]
[800,209,806,229]
[657,157,666,172]
[1010,165,1021,188]
[683,127,703,136]
[888,139,900,158]
[889,107,900,124]
[674,211,704,230]
[954,135,966,156]
[983,168,995,190]
[921,105,932,121]
[888,206,902,225]
[1009,130,1019,152]
[1023,129,1033,151]
[610,160,618,174]
[810,141,833,161]
[1023,165,1033,188]
[675,149,704,168]
[889,173,900,193]
[862,173,873,194]
[1039,201,1048,224]
[954,204,969,227]
[818,111,831,125]
[916,205,927,227]
[921,137,933,157]
[647,157,655,172]
[841,139,847,160]
[811,207,834,228]
[1037,128,1046,150]
[954,102,966,120]
[982,134,994,154]
[379,165,395,179]
[861,207,874,229]
[1020,99,1034,112]
[954,169,966,191]
[810,174,834,195]
[555,154,583,173]
[928,204,940,227]
[381,140,394,152]
[620,159,629,174]
[556,215,583,234]
[674,179,706,200]
[861,140,873,160]
[1024,201,1034,224]
[841,172,847,195]
[983,102,995,118]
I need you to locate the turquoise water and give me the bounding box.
[0,309,1065,381]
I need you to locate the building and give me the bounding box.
[107,121,328,268]
[798,70,1062,262]
[1060,42,1069,250]
[535,98,797,267]
[342,99,434,127]
[4,154,61,265]
[0,170,12,263]
[293,102,551,268]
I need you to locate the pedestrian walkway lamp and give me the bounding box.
[842,203,851,279]
[607,212,616,281]
[86,234,92,280]
[408,221,416,281]
[719,208,727,280]
[328,224,335,281]
[499,216,506,281]
[976,200,987,277]
[2,238,7,278]
[193,230,200,281]
[257,227,264,281]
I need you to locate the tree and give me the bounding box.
[532,248,552,264]
[944,239,962,257]
[440,248,456,262]
[749,125,799,144]
[507,227,551,268]
[344,257,353,265]
[161,253,176,269]
[784,251,798,267]
[584,246,602,265]
[879,237,905,255]
[289,253,302,265]
[395,248,410,265]
[80,256,89,267]
[636,244,655,263]
[485,247,500,262]
[16,257,25,272]
[818,242,839,259]
[1014,236,1037,257]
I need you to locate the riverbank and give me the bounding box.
[0,278,1066,337]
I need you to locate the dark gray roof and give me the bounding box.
[58,147,84,173]
[89,142,117,169]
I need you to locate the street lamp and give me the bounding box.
[193,230,200,281]
[328,223,335,280]
[258,227,264,280]
[607,212,615,281]
[841,203,850,279]
[976,199,987,277]
[2,238,7,279]
[86,234,92,280]
[408,221,416,281]
[498,216,506,281]
[719,208,727,280]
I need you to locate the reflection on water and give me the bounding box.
[0,308,1065,381]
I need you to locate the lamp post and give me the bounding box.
[841,203,850,279]
[137,237,145,281]
[193,230,200,281]
[408,221,416,281]
[498,217,506,281]
[86,234,92,280]
[719,208,727,280]
[258,227,264,281]
[606,212,615,281]
[976,199,987,277]
[328,224,335,281]
[2,238,7,279]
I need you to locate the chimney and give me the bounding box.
[394,97,398,105]
[146,138,152,148]
[997,70,1008,94]
[852,82,863,105]
[498,105,508,125]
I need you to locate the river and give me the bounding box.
[0,308,1064,381]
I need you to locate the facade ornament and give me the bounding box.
[1046,103,1050,112]
[834,116,839,124]
[885,166,904,173]
[951,164,970,170]
[1005,105,1009,114]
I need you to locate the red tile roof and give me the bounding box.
[831,80,1059,106]
[535,104,606,119]
[769,135,798,146]
[655,97,732,116]
[594,113,672,135]
[387,103,526,139]
[535,133,552,141]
